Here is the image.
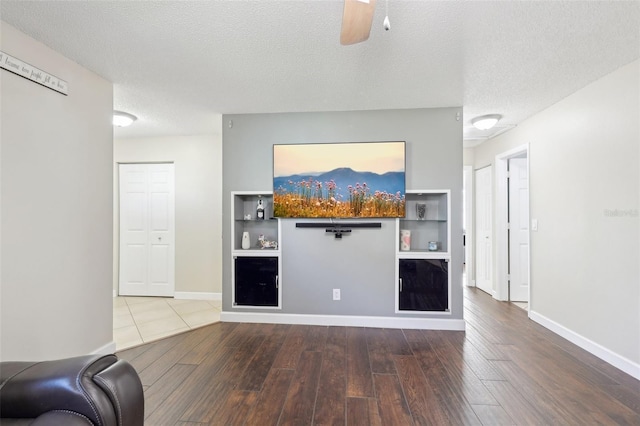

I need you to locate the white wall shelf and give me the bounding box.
[397,190,450,255]
[231,191,281,255]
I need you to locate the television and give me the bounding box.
[273,141,406,218]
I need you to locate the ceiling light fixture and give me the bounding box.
[113,111,137,127]
[471,114,502,130]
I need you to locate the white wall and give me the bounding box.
[473,60,639,376]
[114,132,223,296]
[1,23,114,360]
[463,147,475,167]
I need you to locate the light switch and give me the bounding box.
[532,219,538,231]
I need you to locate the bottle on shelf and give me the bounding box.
[256,198,265,220]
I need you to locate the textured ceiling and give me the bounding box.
[1,1,638,144]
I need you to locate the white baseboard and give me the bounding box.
[529,310,640,380]
[220,311,466,331]
[93,340,117,355]
[174,291,221,301]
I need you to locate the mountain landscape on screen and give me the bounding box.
[273,141,406,218]
[273,167,405,218]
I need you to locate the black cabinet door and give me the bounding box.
[234,256,278,307]
[399,259,448,311]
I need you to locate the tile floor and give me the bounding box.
[113,296,221,351]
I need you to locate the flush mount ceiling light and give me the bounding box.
[471,114,502,130]
[113,111,137,127]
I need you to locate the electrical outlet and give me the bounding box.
[333,289,341,301]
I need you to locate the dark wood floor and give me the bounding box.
[117,288,640,425]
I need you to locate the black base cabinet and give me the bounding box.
[399,258,448,311]
[234,256,279,307]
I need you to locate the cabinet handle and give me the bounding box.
[399,278,403,292]
[275,275,279,289]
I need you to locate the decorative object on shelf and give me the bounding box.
[428,241,439,251]
[244,214,252,220]
[416,203,426,220]
[241,232,251,249]
[258,234,278,249]
[256,198,265,220]
[400,229,411,251]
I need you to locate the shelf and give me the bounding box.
[398,249,448,254]
[397,251,450,260]
[233,249,281,257]
[232,191,280,252]
[397,190,450,255]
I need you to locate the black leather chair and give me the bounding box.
[0,354,144,425]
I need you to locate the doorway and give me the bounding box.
[495,145,530,305]
[118,163,175,297]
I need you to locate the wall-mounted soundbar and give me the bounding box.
[295,222,382,239]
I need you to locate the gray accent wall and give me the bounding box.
[222,108,463,320]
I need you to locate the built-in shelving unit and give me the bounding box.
[231,191,281,308]
[395,190,451,313]
[230,189,452,315]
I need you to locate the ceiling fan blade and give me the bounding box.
[340,0,376,45]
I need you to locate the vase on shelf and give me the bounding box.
[241,232,251,249]
[400,230,411,251]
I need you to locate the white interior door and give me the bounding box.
[119,163,175,297]
[475,166,493,295]
[508,158,529,302]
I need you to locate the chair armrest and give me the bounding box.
[93,359,144,426]
[0,354,143,426]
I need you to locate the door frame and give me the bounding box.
[463,166,474,287]
[494,144,530,302]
